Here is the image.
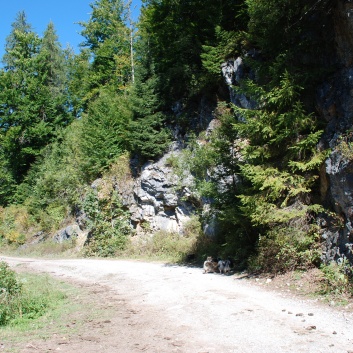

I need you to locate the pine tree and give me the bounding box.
[232,72,327,226]
[78,0,131,95]
[79,88,132,180]
[128,29,171,161]
[0,13,73,196]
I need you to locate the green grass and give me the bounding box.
[0,237,78,259]
[0,271,82,352]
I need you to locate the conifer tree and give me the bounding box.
[233,73,327,226]
[128,27,171,160]
[79,88,132,180]
[0,13,72,199]
[79,0,131,96]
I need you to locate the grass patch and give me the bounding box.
[0,263,68,328]
[0,267,83,352]
[0,238,78,259]
[121,216,205,263]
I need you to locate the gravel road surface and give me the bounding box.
[2,256,353,353]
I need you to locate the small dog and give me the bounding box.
[218,259,231,275]
[203,256,219,273]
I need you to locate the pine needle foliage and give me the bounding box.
[79,89,132,181]
[232,72,327,228]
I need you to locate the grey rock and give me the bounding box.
[118,149,200,235]
[221,57,257,110]
[53,224,80,243]
[317,1,353,265]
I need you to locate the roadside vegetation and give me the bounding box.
[0,261,67,327]
[0,261,118,353]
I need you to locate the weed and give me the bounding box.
[123,216,202,262]
[320,261,353,297]
[0,262,67,326]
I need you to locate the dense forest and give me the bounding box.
[0,0,352,288]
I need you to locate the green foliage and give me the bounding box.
[0,205,34,245]
[320,261,353,297]
[0,12,73,199]
[232,73,326,229]
[0,151,16,206]
[128,113,171,160]
[13,120,85,232]
[79,0,132,94]
[201,26,245,80]
[82,188,131,257]
[248,225,321,273]
[0,262,22,296]
[128,63,171,160]
[336,132,353,161]
[79,89,132,180]
[140,0,246,105]
[0,266,66,327]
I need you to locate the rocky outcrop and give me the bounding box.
[221,57,257,110]
[119,147,198,235]
[317,0,353,263]
[53,224,88,250]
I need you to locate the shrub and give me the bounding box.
[320,261,353,297]
[0,262,22,295]
[248,224,321,274]
[82,189,131,257]
[0,262,23,325]
[0,205,35,245]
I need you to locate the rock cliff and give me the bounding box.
[317,0,353,264]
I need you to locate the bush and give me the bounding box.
[0,262,22,295]
[248,224,321,274]
[82,189,131,257]
[0,261,23,325]
[0,205,35,245]
[320,261,353,297]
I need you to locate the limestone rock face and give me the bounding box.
[221,57,257,110]
[121,149,197,235]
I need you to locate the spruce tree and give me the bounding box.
[0,13,73,199]
[78,0,131,95]
[79,88,132,180]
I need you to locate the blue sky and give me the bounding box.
[0,0,141,59]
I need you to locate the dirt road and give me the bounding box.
[2,256,353,353]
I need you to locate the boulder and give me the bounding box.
[53,224,88,250]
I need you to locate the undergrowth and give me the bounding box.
[122,216,204,263]
[319,261,353,298]
[0,261,67,326]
